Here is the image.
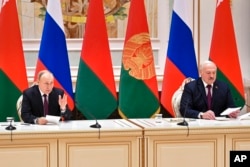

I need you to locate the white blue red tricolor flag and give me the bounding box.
[161,0,199,117]
[34,0,74,110]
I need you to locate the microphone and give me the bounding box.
[177,100,189,126]
[81,107,101,129]
[6,117,16,130]
[5,117,16,142]
[88,115,101,139]
[90,120,101,129]
[78,106,101,139]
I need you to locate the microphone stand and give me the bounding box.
[177,101,189,126]
[86,112,101,129]
[80,107,101,138]
[177,119,188,126]
[78,105,102,129]
[5,119,16,142]
[90,120,101,139]
[177,101,189,136]
[6,119,16,130]
[90,120,101,128]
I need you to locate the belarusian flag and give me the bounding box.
[118,0,160,118]
[75,0,117,119]
[209,0,245,107]
[0,0,28,121]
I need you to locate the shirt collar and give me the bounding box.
[39,89,48,97]
[202,80,213,88]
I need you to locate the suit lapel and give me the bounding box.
[34,86,44,116]
[197,79,209,109]
[197,79,207,102]
[48,88,59,114]
[211,81,219,108]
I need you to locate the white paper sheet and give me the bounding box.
[215,117,230,121]
[46,115,60,124]
[220,107,241,116]
[237,112,250,120]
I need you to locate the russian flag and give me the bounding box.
[161,0,199,117]
[34,0,74,110]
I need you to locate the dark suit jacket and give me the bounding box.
[180,78,235,118]
[21,85,72,123]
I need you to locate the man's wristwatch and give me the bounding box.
[34,118,39,124]
[198,112,204,119]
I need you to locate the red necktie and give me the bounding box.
[43,94,48,116]
[206,85,212,110]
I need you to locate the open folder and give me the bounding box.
[220,107,241,116]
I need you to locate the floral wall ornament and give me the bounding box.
[31,0,130,38]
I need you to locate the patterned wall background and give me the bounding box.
[18,0,158,39]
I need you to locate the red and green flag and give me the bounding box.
[118,0,160,118]
[75,0,117,119]
[0,0,28,121]
[209,0,245,107]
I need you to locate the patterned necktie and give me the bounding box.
[206,85,212,110]
[43,94,48,116]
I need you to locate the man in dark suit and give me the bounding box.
[180,60,240,119]
[21,70,72,124]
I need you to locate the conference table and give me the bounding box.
[130,117,250,167]
[0,119,142,167]
[1,118,250,167]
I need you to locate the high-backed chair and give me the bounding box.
[171,78,194,117]
[16,83,37,122]
[16,95,23,122]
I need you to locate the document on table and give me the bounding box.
[46,115,60,124]
[237,112,250,120]
[215,117,230,121]
[220,107,241,116]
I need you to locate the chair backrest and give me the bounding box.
[171,78,194,117]
[16,95,23,122]
[171,87,183,117]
